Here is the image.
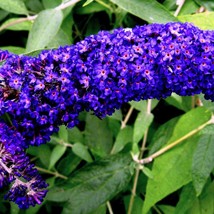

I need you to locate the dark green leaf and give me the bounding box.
[0,0,28,15]
[124,195,144,214]
[57,151,81,176]
[158,205,175,214]
[47,153,133,214]
[85,114,113,157]
[26,9,63,52]
[109,0,178,23]
[174,183,197,214]
[192,125,214,195]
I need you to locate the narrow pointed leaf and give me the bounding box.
[26,9,63,52]
[192,125,214,195]
[109,0,178,23]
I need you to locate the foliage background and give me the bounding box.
[0,0,214,214]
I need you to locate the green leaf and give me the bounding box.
[179,0,199,15]
[72,143,93,162]
[57,150,81,176]
[67,127,84,144]
[0,46,25,54]
[192,125,214,196]
[174,183,197,214]
[42,0,61,9]
[83,0,94,7]
[198,94,214,112]
[194,0,214,11]
[111,125,133,154]
[143,107,212,213]
[109,0,178,23]
[0,18,32,31]
[158,205,175,214]
[0,0,28,15]
[165,93,192,112]
[58,125,68,142]
[85,114,113,157]
[149,117,179,155]
[133,111,154,144]
[124,195,144,214]
[49,144,67,169]
[26,9,63,52]
[74,2,107,15]
[47,153,133,214]
[178,12,214,30]
[141,166,153,179]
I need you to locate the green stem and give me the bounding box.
[139,115,214,164]
[121,106,134,129]
[128,99,152,214]
[36,166,68,180]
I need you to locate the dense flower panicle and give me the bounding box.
[0,22,214,208]
[0,23,213,142]
[0,122,48,209]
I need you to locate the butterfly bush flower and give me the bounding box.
[0,22,214,208]
[0,121,48,209]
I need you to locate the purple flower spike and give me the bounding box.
[0,122,48,209]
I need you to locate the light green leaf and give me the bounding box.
[192,125,214,196]
[0,46,25,54]
[83,0,94,7]
[26,9,63,52]
[49,144,67,169]
[72,143,93,162]
[194,0,214,11]
[141,166,153,179]
[130,100,147,112]
[111,125,133,154]
[58,125,68,142]
[42,0,61,9]
[85,114,113,157]
[0,0,28,15]
[67,127,84,144]
[0,18,32,31]
[149,117,179,155]
[109,0,178,23]
[47,153,133,214]
[178,12,214,30]
[133,111,154,144]
[158,205,175,214]
[165,93,192,112]
[143,107,212,213]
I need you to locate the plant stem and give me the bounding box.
[121,106,134,129]
[127,99,152,214]
[36,166,68,180]
[56,0,81,10]
[107,201,114,214]
[139,115,214,164]
[0,0,80,32]
[174,0,185,17]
